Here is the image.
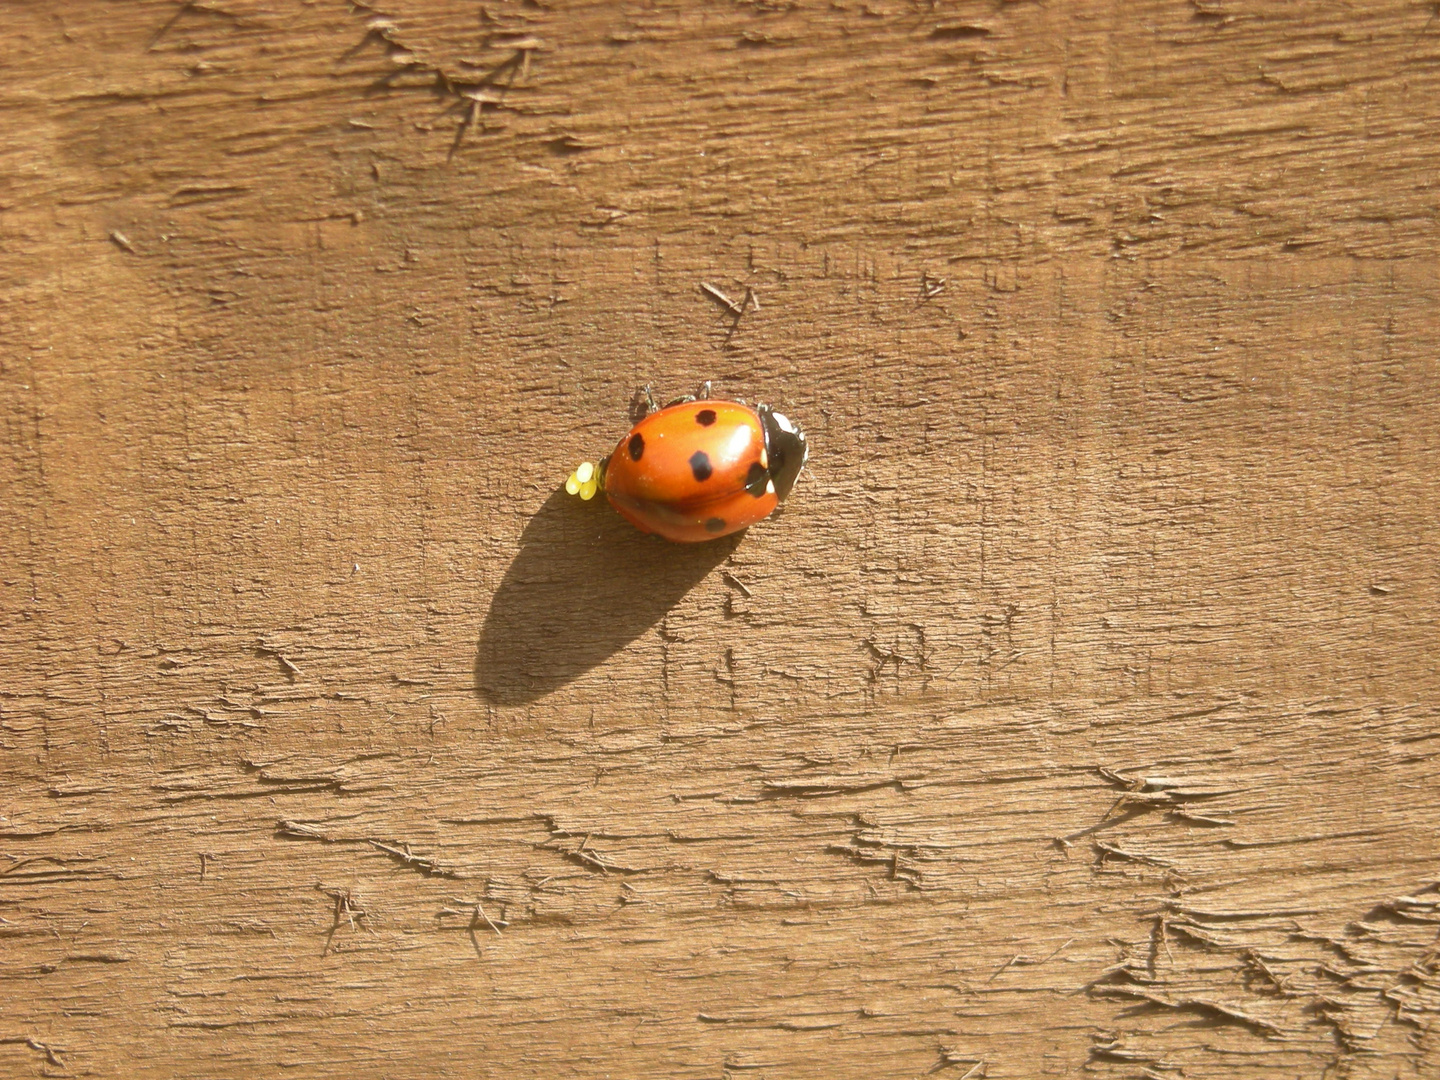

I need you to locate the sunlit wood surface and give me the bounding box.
[2,2,1438,1076]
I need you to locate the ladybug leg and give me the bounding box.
[664,381,712,409]
[629,384,659,424]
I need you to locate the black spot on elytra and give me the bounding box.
[705,517,726,534]
[745,461,768,497]
[696,408,717,427]
[689,450,712,482]
[628,433,645,461]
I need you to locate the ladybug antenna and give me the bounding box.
[564,460,600,501]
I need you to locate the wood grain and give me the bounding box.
[2,1,1438,1076]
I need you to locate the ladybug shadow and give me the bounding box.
[474,487,740,705]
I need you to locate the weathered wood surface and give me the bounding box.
[3,1,1439,1076]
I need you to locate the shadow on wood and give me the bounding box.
[474,487,739,704]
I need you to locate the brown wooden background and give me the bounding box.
[3,1,1439,1077]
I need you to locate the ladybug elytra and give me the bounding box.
[565,384,808,543]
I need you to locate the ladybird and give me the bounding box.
[564,384,808,543]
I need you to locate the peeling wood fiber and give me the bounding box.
[2,1,1439,1077]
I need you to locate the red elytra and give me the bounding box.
[591,396,808,543]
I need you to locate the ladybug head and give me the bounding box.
[758,405,808,502]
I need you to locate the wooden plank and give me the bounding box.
[2,1,1438,1076]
